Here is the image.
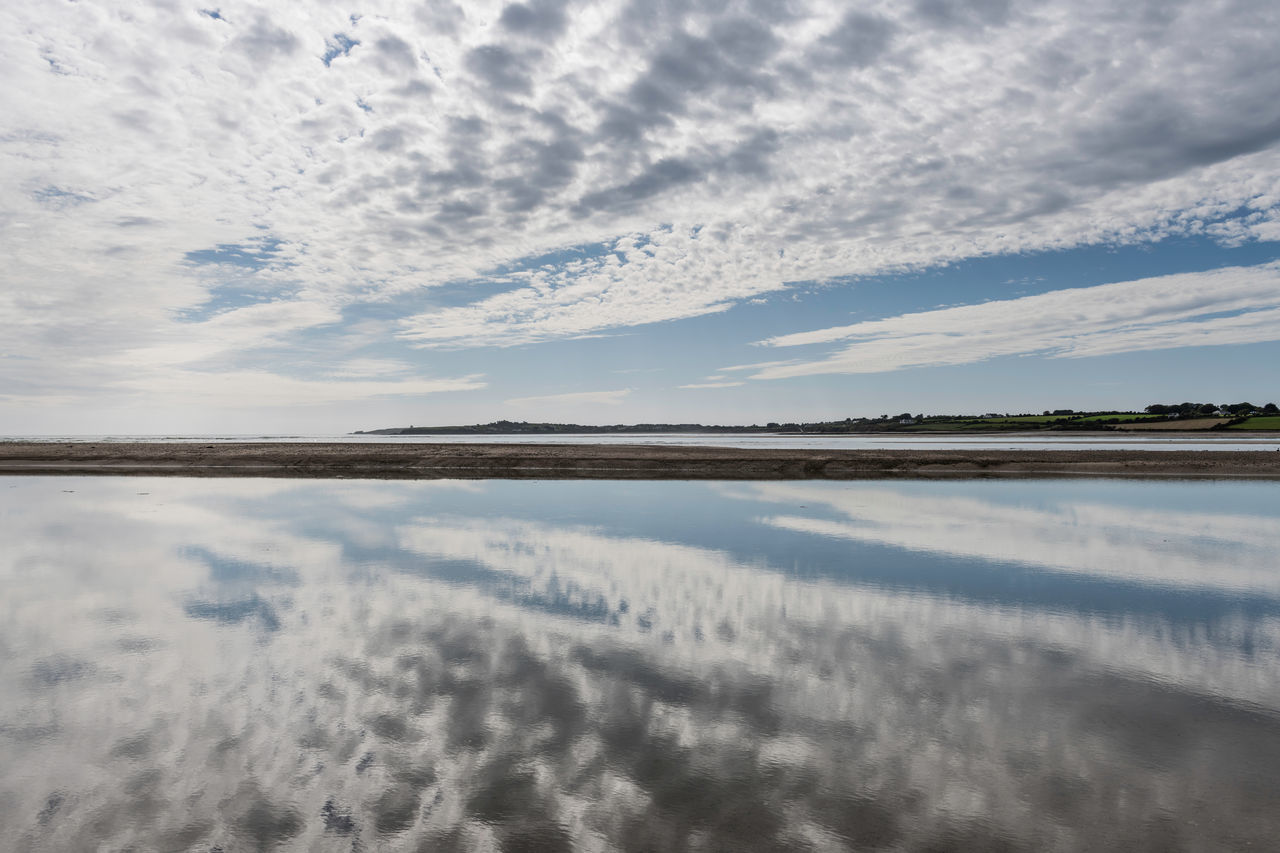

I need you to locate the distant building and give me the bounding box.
[899,417,917,424]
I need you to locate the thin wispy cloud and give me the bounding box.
[505,388,633,407]
[678,381,745,390]
[115,370,488,408]
[717,360,800,373]
[748,263,1280,378]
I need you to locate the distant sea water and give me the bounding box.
[4,432,1280,451]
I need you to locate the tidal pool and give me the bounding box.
[2,476,1279,851]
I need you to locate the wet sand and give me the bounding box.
[2,441,1280,479]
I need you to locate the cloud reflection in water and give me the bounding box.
[1,477,1279,851]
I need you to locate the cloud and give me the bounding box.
[732,482,1280,594]
[745,262,1280,378]
[499,0,570,38]
[113,370,487,408]
[717,360,799,373]
[2,0,1280,418]
[15,479,1280,849]
[325,358,415,379]
[678,380,745,389]
[464,44,538,96]
[504,388,633,407]
[675,371,747,386]
[229,14,300,71]
[811,11,898,69]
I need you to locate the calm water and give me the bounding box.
[6,431,1280,450]
[3,477,1280,851]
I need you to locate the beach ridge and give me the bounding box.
[2,441,1279,480]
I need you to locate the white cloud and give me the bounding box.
[325,358,415,379]
[2,0,1280,419]
[729,481,1280,594]
[678,381,744,390]
[717,359,800,373]
[504,388,633,407]
[113,369,488,409]
[748,262,1280,378]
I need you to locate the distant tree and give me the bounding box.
[1264,403,1279,415]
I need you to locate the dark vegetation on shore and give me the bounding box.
[356,402,1280,436]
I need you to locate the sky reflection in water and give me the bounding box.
[2,477,1280,851]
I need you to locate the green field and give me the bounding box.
[1072,413,1164,423]
[891,411,1280,433]
[902,421,996,431]
[903,416,1069,431]
[899,412,1170,432]
[993,415,1067,423]
[1228,416,1280,430]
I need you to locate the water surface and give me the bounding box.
[3,477,1280,851]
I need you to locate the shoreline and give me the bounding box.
[2,441,1280,480]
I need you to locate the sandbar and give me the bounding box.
[2,441,1280,480]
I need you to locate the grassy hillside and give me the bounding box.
[1229,416,1280,430]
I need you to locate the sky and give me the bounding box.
[2,0,1279,434]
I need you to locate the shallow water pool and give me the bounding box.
[3,476,1279,850]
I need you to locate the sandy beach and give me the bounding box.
[2,441,1279,479]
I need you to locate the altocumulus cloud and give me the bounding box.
[746,262,1280,378]
[1,0,1280,414]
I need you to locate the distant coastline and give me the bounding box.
[355,405,1280,437]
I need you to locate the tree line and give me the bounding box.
[1144,402,1278,416]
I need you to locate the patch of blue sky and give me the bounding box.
[321,34,359,67]
[174,285,299,324]
[486,239,621,277]
[271,232,1280,423]
[176,238,296,323]
[830,338,1280,418]
[41,52,73,76]
[1154,306,1279,325]
[199,9,223,21]
[337,298,429,325]
[413,232,1280,341]
[183,238,283,271]
[410,240,622,311]
[387,235,1280,421]
[755,234,1280,334]
[33,185,93,207]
